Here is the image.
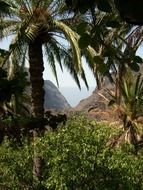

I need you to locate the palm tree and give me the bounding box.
[0,0,96,118]
[0,0,96,180]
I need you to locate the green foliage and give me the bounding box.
[97,0,112,13]
[0,0,11,16]
[121,73,143,119]
[0,68,29,103]
[0,67,30,116]
[78,33,91,49]
[129,62,140,72]
[76,22,89,35]
[106,20,120,28]
[128,56,143,72]
[1,116,143,189]
[0,139,33,189]
[36,116,143,190]
[133,56,143,64]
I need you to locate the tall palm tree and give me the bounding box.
[0,0,96,180]
[0,0,96,119]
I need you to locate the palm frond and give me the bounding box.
[134,74,141,96]
[25,24,39,41]
[44,43,59,86]
[53,20,82,72]
[63,53,81,89]
[80,68,89,89]
[46,37,63,71]
[83,46,97,71]
[122,79,130,102]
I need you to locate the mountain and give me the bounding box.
[75,77,114,112]
[75,88,108,112]
[59,87,95,107]
[24,67,71,111]
[44,80,71,110]
[74,82,118,122]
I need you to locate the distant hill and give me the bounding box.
[44,80,71,110]
[59,87,95,107]
[75,76,114,112]
[24,68,71,111]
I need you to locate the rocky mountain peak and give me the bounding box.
[44,80,71,110]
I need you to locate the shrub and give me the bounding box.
[0,115,143,189]
[37,116,143,190]
[0,138,33,189]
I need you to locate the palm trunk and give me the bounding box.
[29,41,45,118]
[29,41,45,181]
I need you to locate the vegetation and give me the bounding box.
[0,116,143,189]
[0,0,97,179]
[0,0,97,118]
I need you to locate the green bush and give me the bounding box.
[0,115,143,189]
[37,116,143,190]
[0,138,33,189]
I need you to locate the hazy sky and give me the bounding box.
[1,36,96,88]
[2,36,142,88]
[0,36,96,106]
[1,36,143,106]
[43,59,96,88]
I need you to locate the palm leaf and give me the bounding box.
[53,20,82,72]
[46,37,63,71]
[44,43,59,86]
[80,68,89,89]
[63,53,81,89]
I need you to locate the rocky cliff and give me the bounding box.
[44,80,71,110]
[24,67,70,111]
[74,84,118,122]
[75,79,114,112]
[75,88,109,112]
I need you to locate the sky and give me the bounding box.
[1,36,96,86]
[1,36,143,106]
[43,58,96,87]
[2,36,142,88]
[43,60,96,106]
[0,36,96,106]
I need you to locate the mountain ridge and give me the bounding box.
[44,80,71,110]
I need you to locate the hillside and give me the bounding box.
[44,80,71,110]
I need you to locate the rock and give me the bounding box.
[74,85,119,122]
[24,67,70,111]
[44,80,71,110]
[75,74,115,113]
[75,87,111,112]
